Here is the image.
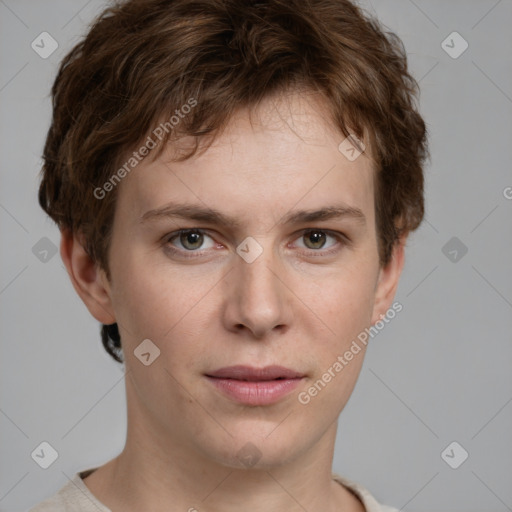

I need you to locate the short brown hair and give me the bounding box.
[38,0,429,362]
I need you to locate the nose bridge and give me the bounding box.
[226,236,289,336]
[236,239,282,305]
[240,247,278,291]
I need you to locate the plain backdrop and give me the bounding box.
[1,1,511,511]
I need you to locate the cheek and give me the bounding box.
[305,264,377,340]
[297,274,374,420]
[109,251,215,343]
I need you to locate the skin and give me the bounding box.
[61,89,406,512]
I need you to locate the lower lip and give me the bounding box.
[205,376,303,405]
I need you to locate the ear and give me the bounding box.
[370,235,406,325]
[60,228,116,324]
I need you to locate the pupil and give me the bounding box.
[182,231,202,249]
[307,231,325,249]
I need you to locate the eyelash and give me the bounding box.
[163,228,348,259]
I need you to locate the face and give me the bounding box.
[88,90,402,469]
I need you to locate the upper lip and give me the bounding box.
[206,365,304,381]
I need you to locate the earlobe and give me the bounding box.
[371,236,406,325]
[60,228,116,325]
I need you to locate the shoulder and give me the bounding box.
[332,473,400,512]
[28,469,110,512]
[28,483,69,511]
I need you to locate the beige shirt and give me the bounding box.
[29,468,399,512]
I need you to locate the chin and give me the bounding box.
[202,427,307,471]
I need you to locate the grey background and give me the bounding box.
[1,1,511,511]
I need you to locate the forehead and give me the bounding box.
[114,91,376,230]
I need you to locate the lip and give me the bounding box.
[205,365,305,406]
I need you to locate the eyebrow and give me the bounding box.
[140,201,366,228]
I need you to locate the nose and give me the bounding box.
[221,243,293,339]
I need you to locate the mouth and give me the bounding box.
[204,365,305,406]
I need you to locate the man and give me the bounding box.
[31,0,428,510]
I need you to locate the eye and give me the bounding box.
[163,227,347,260]
[293,229,344,254]
[166,229,216,252]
